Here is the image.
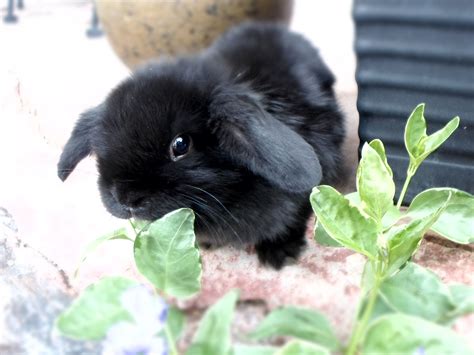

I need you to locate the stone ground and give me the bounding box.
[0,0,472,353]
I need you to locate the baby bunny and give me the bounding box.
[58,22,345,269]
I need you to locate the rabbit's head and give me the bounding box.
[58,62,322,222]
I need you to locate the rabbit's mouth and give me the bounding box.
[106,201,161,221]
[128,206,155,220]
[98,182,176,222]
[106,199,163,221]
[108,204,133,219]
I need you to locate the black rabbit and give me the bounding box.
[58,22,345,269]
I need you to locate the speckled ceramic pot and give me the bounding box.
[96,0,294,69]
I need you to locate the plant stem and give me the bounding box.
[164,323,179,355]
[396,166,416,209]
[345,276,382,355]
[128,219,138,235]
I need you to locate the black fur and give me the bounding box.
[58,22,345,269]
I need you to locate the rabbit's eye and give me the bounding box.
[170,134,192,161]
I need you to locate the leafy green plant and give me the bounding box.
[133,209,201,298]
[56,208,201,354]
[56,277,138,340]
[250,104,473,354]
[56,104,473,354]
[186,289,240,355]
[250,306,339,351]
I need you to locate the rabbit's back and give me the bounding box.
[210,22,345,184]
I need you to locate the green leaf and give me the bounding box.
[405,103,429,160]
[186,290,239,355]
[134,208,202,298]
[381,205,402,231]
[357,141,395,221]
[379,263,456,323]
[364,264,474,325]
[74,227,133,277]
[165,307,185,342]
[275,340,330,355]
[407,188,474,244]
[56,277,137,340]
[404,103,460,166]
[233,345,277,355]
[386,200,448,276]
[314,220,342,247]
[345,191,362,204]
[445,284,474,322]
[420,117,460,161]
[310,186,378,259]
[251,306,339,350]
[130,218,152,234]
[368,139,393,177]
[362,314,471,354]
[314,192,363,248]
[450,284,474,313]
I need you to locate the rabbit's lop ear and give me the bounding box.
[209,88,322,192]
[57,105,103,181]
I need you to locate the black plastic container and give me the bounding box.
[353,0,474,204]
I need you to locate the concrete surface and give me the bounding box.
[0,208,100,354]
[0,0,472,352]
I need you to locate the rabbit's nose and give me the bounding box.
[111,186,147,208]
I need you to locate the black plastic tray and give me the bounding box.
[353,0,474,204]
